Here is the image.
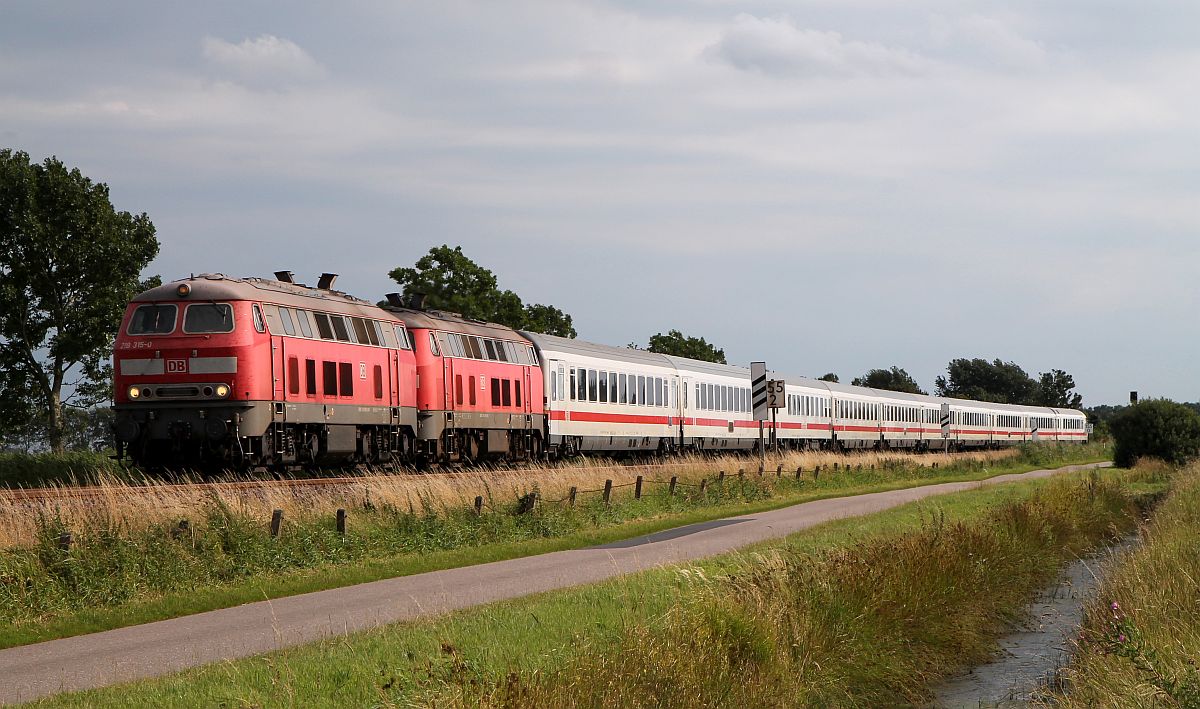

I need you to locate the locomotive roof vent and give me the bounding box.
[408,292,428,310]
[317,272,338,290]
[274,270,295,284]
[384,292,406,307]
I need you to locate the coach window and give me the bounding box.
[373,365,383,399]
[338,363,353,396]
[491,377,502,406]
[305,359,316,396]
[279,308,297,336]
[608,373,618,404]
[184,303,235,334]
[288,357,300,395]
[322,361,338,395]
[618,374,628,404]
[598,371,608,402]
[636,376,645,406]
[578,369,588,400]
[585,370,596,402]
[569,369,576,400]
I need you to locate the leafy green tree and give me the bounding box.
[818,373,839,383]
[0,150,159,452]
[1109,399,1200,468]
[935,358,1037,404]
[523,303,576,338]
[851,367,926,394]
[644,330,726,364]
[1035,369,1084,408]
[388,245,576,337]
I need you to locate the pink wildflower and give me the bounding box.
[1111,601,1120,611]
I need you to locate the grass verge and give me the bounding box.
[1058,459,1200,707]
[0,445,1106,650]
[34,464,1152,708]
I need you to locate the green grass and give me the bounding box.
[1057,459,1200,708]
[34,464,1152,708]
[0,451,128,488]
[0,444,1107,651]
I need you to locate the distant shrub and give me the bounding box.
[1109,400,1200,468]
[0,451,123,488]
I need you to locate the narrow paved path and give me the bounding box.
[0,462,1110,705]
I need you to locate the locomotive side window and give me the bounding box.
[128,304,177,335]
[306,359,316,396]
[314,313,335,340]
[338,362,353,396]
[456,375,464,405]
[515,381,522,408]
[502,380,512,407]
[295,310,314,338]
[352,317,372,345]
[252,305,266,333]
[183,303,235,333]
[373,365,383,399]
[491,377,502,406]
[484,339,498,360]
[322,361,337,395]
[331,316,352,343]
[279,308,296,336]
[288,357,300,395]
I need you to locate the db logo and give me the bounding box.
[167,359,187,373]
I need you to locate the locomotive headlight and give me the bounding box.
[176,283,191,298]
[128,385,141,399]
[215,384,230,398]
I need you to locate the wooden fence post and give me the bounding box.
[669,476,678,496]
[795,467,802,479]
[718,471,726,484]
[172,519,190,539]
[474,496,484,515]
[699,478,708,495]
[603,479,613,505]
[336,509,347,535]
[270,509,283,538]
[737,469,744,481]
[568,486,577,507]
[776,464,783,477]
[58,531,72,551]
[814,466,820,480]
[635,475,644,499]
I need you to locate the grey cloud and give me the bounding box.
[201,34,326,85]
[705,14,928,78]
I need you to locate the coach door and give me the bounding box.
[679,377,690,447]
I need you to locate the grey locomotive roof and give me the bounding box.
[134,274,398,321]
[385,306,526,340]
[523,332,676,368]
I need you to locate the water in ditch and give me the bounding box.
[932,539,1136,708]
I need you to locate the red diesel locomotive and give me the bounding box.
[112,272,546,468]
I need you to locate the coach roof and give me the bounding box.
[524,332,675,368]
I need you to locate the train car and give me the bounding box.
[526,332,679,455]
[384,302,545,464]
[876,391,941,450]
[113,273,419,468]
[664,356,758,452]
[777,377,834,449]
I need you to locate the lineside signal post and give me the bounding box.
[752,362,786,469]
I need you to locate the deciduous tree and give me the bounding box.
[852,367,926,394]
[0,150,159,451]
[644,330,726,364]
[818,373,839,383]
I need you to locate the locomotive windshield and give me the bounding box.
[128,304,177,335]
[183,303,235,333]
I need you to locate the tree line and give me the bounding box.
[1,151,1091,452]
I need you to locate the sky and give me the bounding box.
[2,1,1195,406]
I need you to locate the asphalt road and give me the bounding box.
[0,462,1110,705]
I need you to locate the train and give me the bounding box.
[110,272,1089,469]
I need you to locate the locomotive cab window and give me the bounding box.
[183,303,235,334]
[128,304,177,335]
[252,304,266,333]
[314,313,335,340]
[331,316,352,342]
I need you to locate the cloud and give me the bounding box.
[706,14,928,78]
[928,14,1047,69]
[201,34,325,84]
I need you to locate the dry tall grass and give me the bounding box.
[0,449,1017,550]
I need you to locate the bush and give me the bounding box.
[1109,399,1200,468]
